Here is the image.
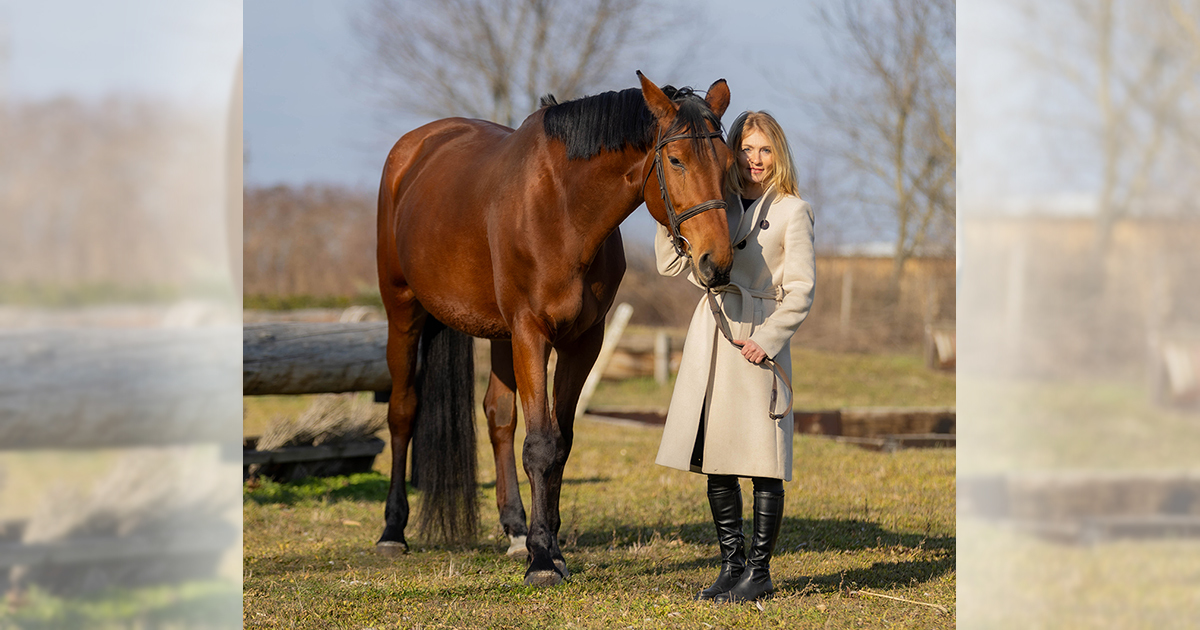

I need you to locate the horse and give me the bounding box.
[375,72,734,586]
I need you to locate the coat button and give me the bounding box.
[737,241,746,249]
[759,219,770,230]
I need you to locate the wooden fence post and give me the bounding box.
[653,330,670,386]
[840,266,854,335]
[574,303,633,420]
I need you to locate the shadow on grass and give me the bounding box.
[248,474,613,506]
[566,516,954,592]
[780,555,955,594]
[570,517,954,554]
[480,476,610,490]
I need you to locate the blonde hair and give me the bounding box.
[725,111,799,198]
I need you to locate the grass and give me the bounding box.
[958,376,1200,473]
[243,415,955,628]
[243,292,383,311]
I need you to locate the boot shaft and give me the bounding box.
[746,490,784,569]
[707,483,746,567]
[712,489,785,603]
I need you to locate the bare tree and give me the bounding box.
[1019,0,1200,257]
[356,0,684,128]
[804,0,956,289]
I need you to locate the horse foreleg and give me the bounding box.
[510,318,562,586]
[484,339,528,557]
[545,323,606,572]
[377,295,427,556]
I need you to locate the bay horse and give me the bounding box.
[376,72,733,586]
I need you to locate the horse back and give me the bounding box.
[377,117,534,338]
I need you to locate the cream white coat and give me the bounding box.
[653,187,815,480]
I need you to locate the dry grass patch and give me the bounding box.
[244,415,955,628]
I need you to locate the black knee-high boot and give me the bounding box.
[715,489,784,603]
[695,479,746,600]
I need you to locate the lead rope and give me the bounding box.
[704,290,793,421]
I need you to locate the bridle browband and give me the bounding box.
[642,127,728,259]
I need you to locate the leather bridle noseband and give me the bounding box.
[643,127,728,259]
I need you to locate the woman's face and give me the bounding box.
[737,128,774,187]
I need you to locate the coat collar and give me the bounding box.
[729,185,778,247]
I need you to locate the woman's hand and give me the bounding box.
[735,339,768,364]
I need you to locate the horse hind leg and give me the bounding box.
[376,288,426,556]
[484,339,528,558]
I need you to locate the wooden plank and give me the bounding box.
[793,409,843,436]
[839,407,955,438]
[0,328,240,449]
[243,322,390,395]
[242,438,385,465]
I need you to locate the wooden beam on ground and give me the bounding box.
[839,407,956,437]
[242,438,385,465]
[242,322,390,395]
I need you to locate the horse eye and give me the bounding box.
[668,156,684,169]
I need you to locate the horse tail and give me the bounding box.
[412,317,479,546]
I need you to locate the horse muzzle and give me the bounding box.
[694,251,732,289]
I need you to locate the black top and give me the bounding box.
[740,196,757,211]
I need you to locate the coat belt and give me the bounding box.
[713,283,778,340]
[705,285,793,421]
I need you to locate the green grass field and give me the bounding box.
[243,353,956,629]
[241,349,955,627]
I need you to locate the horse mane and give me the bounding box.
[540,85,724,161]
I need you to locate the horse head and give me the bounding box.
[638,72,734,289]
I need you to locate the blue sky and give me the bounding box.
[241,0,825,191]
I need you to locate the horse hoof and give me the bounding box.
[553,558,570,579]
[505,535,528,558]
[523,569,564,587]
[375,541,408,557]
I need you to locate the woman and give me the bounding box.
[654,111,815,603]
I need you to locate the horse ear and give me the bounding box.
[705,79,730,119]
[637,71,677,123]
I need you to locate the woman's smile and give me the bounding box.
[738,129,774,185]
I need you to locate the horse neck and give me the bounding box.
[556,148,648,264]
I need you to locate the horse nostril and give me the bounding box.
[695,252,729,288]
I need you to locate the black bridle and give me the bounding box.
[643,128,728,259]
